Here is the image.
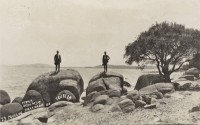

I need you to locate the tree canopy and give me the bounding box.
[124,22,200,82]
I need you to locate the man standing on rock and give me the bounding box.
[102,51,110,73]
[54,50,61,73]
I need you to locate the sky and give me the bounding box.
[0,0,200,67]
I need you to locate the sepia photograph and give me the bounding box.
[0,0,200,124]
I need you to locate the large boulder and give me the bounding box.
[134,74,165,90]
[86,71,124,96]
[0,103,23,122]
[23,69,84,105]
[184,67,200,78]
[0,90,11,105]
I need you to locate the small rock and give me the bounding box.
[190,104,200,112]
[100,89,121,98]
[106,98,114,105]
[37,117,48,123]
[93,95,109,105]
[123,81,131,87]
[184,91,192,95]
[91,104,104,112]
[12,97,23,104]
[48,101,73,112]
[126,90,140,103]
[142,95,151,104]
[110,104,122,112]
[135,100,146,108]
[122,88,128,95]
[151,97,157,104]
[118,99,135,113]
[144,104,156,109]
[164,93,171,98]
[84,91,101,106]
[81,96,86,101]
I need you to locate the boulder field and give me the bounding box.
[1,68,200,124]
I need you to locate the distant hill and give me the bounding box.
[92,65,156,69]
[10,63,53,68]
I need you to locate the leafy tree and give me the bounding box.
[124,22,200,82]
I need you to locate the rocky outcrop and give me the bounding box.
[134,74,165,90]
[86,72,123,96]
[0,90,11,105]
[23,69,84,106]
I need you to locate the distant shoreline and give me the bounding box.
[0,63,157,69]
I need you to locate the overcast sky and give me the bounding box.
[0,0,200,67]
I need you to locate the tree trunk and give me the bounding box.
[163,73,171,83]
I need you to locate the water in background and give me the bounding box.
[0,66,159,101]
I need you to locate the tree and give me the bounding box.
[124,22,200,82]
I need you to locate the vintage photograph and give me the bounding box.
[0,0,200,124]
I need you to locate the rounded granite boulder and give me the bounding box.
[0,103,23,121]
[134,74,165,90]
[23,69,84,105]
[0,90,11,105]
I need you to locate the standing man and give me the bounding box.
[54,50,61,73]
[102,51,110,73]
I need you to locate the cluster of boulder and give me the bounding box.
[0,69,84,122]
[174,68,200,91]
[83,72,175,113]
[0,90,24,122]
[0,67,199,123]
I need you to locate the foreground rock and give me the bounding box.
[22,69,84,108]
[0,103,23,122]
[0,90,11,105]
[134,74,165,90]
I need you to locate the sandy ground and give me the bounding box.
[47,91,200,125]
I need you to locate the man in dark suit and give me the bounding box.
[54,50,61,73]
[102,51,110,73]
